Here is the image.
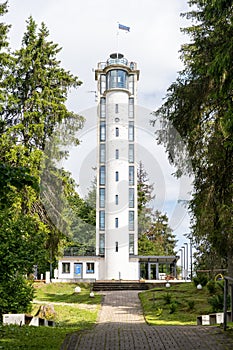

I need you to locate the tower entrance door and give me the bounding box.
[74,263,83,278]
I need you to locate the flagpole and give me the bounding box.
[116,22,119,57]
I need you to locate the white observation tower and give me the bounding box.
[95,53,140,280]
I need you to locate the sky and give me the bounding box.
[4,0,193,255]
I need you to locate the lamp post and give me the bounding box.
[182,246,186,281]
[184,242,188,280]
[190,240,193,280]
[179,248,183,280]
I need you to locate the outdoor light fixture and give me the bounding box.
[166,282,171,288]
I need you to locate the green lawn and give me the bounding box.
[0,282,102,350]
[139,282,216,325]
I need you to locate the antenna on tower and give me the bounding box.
[87,90,97,101]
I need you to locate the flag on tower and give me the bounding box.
[118,23,130,32]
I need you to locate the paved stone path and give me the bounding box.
[61,290,233,350]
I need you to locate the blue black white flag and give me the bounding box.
[118,23,130,32]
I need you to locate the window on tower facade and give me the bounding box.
[129,166,134,185]
[129,75,134,95]
[100,121,106,141]
[129,234,134,255]
[115,171,119,182]
[100,166,105,185]
[115,242,118,252]
[99,211,105,230]
[115,104,119,113]
[100,74,106,94]
[115,194,119,205]
[100,143,106,163]
[115,149,119,159]
[129,188,134,208]
[129,97,134,118]
[115,217,119,228]
[99,234,105,255]
[115,127,119,137]
[99,188,105,208]
[129,211,134,231]
[107,70,128,89]
[100,97,106,118]
[129,144,134,163]
[128,121,134,141]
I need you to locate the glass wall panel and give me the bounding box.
[129,234,134,255]
[100,74,106,94]
[129,166,134,185]
[100,166,105,185]
[129,211,134,231]
[107,69,128,89]
[99,188,105,208]
[100,143,106,163]
[129,121,134,141]
[100,121,106,141]
[129,144,134,163]
[99,210,105,230]
[129,97,134,118]
[99,234,105,255]
[100,97,106,118]
[129,188,134,208]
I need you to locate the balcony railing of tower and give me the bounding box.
[64,246,96,257]
[97,59,137,70]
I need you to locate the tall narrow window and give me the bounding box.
[129,76,134,95]
[115,104,119,113]
[115,194,119,205]
[100,74,106,94]
[100,97,106,118]
[100,166,105,185]
[100,121,106,141]
[129,166,134,185]
[129,234,134,255]
[115,149,119,159]
[129,211,134,231]
[129,188,134,208]
[115,242,118,252]
[100,143,106,163]
[115,217,119,228]
[99,188,105,208]
[115,171,119,182]
[129,97,134,118]
[129,144,134,163]
[129,121,134,141]
[99,234,105,255]
[116,127,119,137]
[99,211,105,230]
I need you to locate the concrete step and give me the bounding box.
[93,281,149,291]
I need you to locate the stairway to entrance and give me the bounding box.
[93,281,149,291]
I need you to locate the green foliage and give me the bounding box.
[193,275,208,287]
[206,280,217,295]
[152,0,233,276]
[163,293,172,305]
[186,300,195,311]
[139,283,212,325]
[169,302,178,314]
[0,9,83,316]
[0,276,34,316]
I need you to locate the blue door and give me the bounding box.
[74,263,82,278]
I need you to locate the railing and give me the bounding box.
[98,60,137,70]
[223,276,233,331]
[64,246,96,257]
